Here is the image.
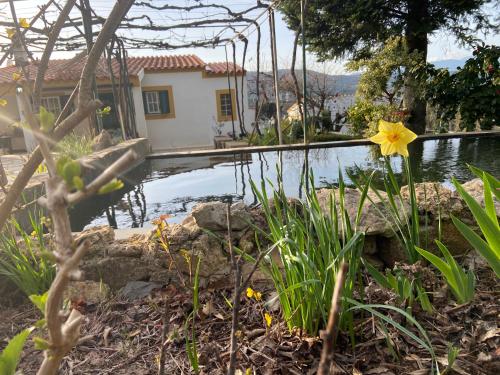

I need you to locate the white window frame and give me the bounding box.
[41,96,62,116]
[145,91,161,114]
[220,93,232,117]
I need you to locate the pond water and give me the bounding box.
[70,136,500,231]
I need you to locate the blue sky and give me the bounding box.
[5,0,500,72]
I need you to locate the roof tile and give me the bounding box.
[0,54,244,84]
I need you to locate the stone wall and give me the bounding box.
[1,177,496,305]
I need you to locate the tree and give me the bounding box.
[280,0,496,134]
[346,37,421,106]
[421,44,499,131]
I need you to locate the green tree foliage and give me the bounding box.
[347,37,422,106]
[280,0,495,133]
[421,44,499,131]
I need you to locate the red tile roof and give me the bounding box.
[205,62,244,75]
[0,54,243,84]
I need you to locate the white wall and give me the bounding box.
[140,71,254,151]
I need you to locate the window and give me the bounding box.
[145,91,160,114]
[216,89,236,122]
[142,86,175,119]
[41,96,62,116]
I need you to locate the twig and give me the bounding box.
[227,203,241,375]
[158,295,169,375]
[226,203,266,375]
[317,262,349,375]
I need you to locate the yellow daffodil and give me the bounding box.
[6,28,16,39]
[19,18,30,28]
[0,99,7,107]
[246,287,262,301]
[264,312,272,327]
[12,72,21,81]
[369,119,417,157]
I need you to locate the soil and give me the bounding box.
[0,257,498,375]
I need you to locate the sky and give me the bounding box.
[2,0,499,73]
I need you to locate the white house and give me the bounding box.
[0,54,253,152]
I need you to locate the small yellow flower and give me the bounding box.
[264,312,272,327]
[19,18,30,28]
[6,28,16,39]
[246,287,254,299]
[369,120,417,157]
[246,287,262,301]
[12,72,21,81]
[0,99,7,107]
[30,230,37,238]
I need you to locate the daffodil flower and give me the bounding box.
[264,312,272,327]
[6,28,16,39]
[369,119,417,157]
[12,72,21,81]
[19,18,30,28]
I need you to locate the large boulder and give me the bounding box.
[191,201,252,231]
[316,188,408,237]
[400,182,463,220]
[462,178,500,216]
[91,130,113,151]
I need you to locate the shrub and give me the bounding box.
[0,215,55,297]
[346,100,399,137]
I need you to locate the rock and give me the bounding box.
[91,130,113,151]
[363,254,385,270]
[377,235,407,266]
[191,201,252,231]
[81,257,153,290]
[119,281,164,300]
[65,280,110,304]
[462,178,500,215]
[107,237,145,258]
[316,188,408,237]
[401,182,463,219]
[77,225,115,257]
[363,236,377,255]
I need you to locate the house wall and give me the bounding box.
[139,71,254,151]
[0,93,20,135]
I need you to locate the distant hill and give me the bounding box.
[247,69,360,96]
[246,58,469,99]
[429,58,468,71]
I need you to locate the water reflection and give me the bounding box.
[69,136,499,231]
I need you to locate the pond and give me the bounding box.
[69,136,500,231]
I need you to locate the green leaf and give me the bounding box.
[33,336,51,351]
[62,160,81,186]
[29,292,48,314]
[38,106,55,133]
[0,327,34,375]
[362,258,391,289]
[98,178,124,195]
[453,178,500,252]
[72,176,85,191]
[451,215,500,277]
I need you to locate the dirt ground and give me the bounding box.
[0,257,498,375]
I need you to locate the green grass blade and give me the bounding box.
[451,215,500,277]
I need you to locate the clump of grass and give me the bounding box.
[251,170,368,336]
[0,214,55,297]
[56,132,93,159]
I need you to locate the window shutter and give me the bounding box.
[159,91,170,114]
[142,92,149,114]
